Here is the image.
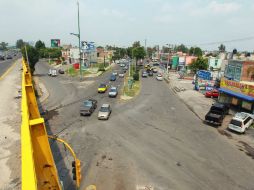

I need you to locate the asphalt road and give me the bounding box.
[37,62,254,190]
[0,56,20,77]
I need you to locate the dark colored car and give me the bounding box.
[147,70,153,76]
[110,74,116,81]
[6,55,12,59]
[0,55,4,60]
[205,103,229,126]
[58,69,65,74]
[80,99,97,116]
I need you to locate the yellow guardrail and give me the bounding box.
[21,59,62,189]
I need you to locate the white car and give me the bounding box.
[112,71,118,76]
[120,63,125,67]
[108,87,118,98]
[228,112,253,133]
[156,74,163,81]
[98,104,112,120]
[119,72,124,78]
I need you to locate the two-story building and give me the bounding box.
[219,60,254,112]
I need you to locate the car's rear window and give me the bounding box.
[84,101,92,107]
[230,119,242,127]
[100,107,109,112]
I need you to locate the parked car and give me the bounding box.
[110,74,116,81]
[120,63,125,67]
[80,99,97,116]
[228,112,253,133]
[156,74,163,81]
[98,83,108,93]
[205,89,219,98]
[108,86,118,98]
[205,103,229,126]
[58,69,65,74]
[0,55,5,60]
[98,104,112,120]
[142,71,148,77]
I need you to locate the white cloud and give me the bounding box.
[208,1,241,14]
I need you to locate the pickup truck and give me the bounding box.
[205,103,229,126]
[80,99,97,116]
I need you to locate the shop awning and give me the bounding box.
[219,88,254,102]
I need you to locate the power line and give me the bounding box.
[187,36,254,47]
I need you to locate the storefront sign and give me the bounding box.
[220,78,254,97]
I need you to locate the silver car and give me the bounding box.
[98,104,112,120]
[108,87,118,98]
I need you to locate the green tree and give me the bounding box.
[218,44,226,52]
[175,44,188,53]
[35,40,46,50]
[189,47,202,57]
[133,47,146,60]
[189,57,208,73]
[21,45,39,75]
[132,41,141,48]
[0,42,8,50]
[16,39,25,49]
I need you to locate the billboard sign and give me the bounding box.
[51,39,60,47]
[220,77,254,97]
[81,41,95,51]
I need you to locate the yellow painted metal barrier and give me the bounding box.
[21,59,62,190]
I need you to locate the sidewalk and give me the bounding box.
[167,72,215,120]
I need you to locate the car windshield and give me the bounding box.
[100,107,109,112]
[110,88,117,92]
[83,101,92,107]
[99,84,106,88]
[230,119,242,127]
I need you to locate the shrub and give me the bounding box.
[98,65,105,71]
[133,72,139,81]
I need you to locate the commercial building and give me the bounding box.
[219,60,254,113]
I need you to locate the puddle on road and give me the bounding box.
[238,141,254,159]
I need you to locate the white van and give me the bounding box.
[228,112,253,133]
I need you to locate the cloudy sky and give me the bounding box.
[0,0,254,51]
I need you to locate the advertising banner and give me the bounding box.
[220,78,254,97]
[51,39,60,47]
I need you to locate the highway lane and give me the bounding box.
[36,61,125,189]
[38,62,254,190]
[75,75,254,190]
[0,56,21,77]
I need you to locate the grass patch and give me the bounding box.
[123,72,141,97]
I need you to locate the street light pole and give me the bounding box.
[77,1,82,80]
[166,44,171,73]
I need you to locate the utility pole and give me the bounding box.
[77,1,82,80]
[166,44,171,73]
